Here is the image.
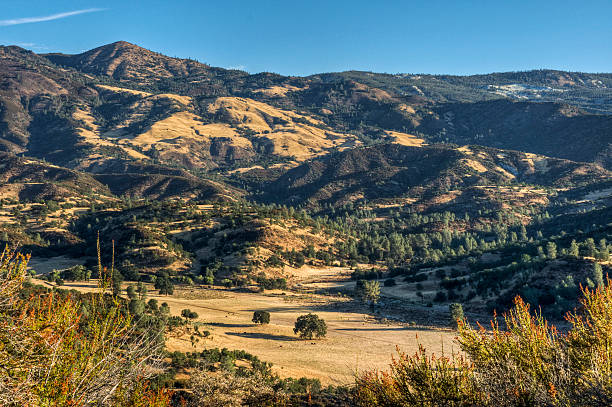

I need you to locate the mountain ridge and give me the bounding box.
[0,41,609,204]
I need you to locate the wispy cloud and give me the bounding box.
[15,42,50,51]
[0,8,105,27]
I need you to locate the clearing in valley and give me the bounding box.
[33,279,456,386]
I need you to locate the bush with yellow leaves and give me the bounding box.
[355,279,612,406]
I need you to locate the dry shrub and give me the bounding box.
[354,345,483,406]
[188,368,287,406]
[0,247,170,406]
[458,297,571,406]
[356,279,612,406]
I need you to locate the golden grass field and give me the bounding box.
[33,277,457,386]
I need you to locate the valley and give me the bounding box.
[32,277,456,386]
[0,39,610,406]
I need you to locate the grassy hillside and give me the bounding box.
[262,143,610,207]
[0,42,608,176]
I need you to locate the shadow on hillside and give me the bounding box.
[225,331,298,341]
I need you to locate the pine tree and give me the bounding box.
[546,242,557,260]
[593,263,604,288]
[569,240,579,258]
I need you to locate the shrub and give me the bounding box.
[356,279,612,406]
[181,309,199,320]
[294,314,327,339]
[355,346,482,406]
[255,275,287,290]
[252,310,271,324]
[147,298,159,311]
[449,303,464,329]
[352,268,382,281]
[0,248,169,406]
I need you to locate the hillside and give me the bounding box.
[419,100,612,168]
[44,41,248,89]
[2,38,609,306]
[262,143,611,207]
[323,69,612,112]
[0,40,609,312]
[0,41,606,176]
[0,152,112,201]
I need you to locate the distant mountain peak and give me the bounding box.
[83,40,156,57]
[44,40,211,83]
[109,40,139,48]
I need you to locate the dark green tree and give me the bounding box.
[546,242,557,260]
[593,263,604,288]
[569,240,579,258]
[252,310,271,324]
[136,281,148,300]
[181,309,198,320]
[111,271,124,297]
[126,285,137,300]
[155,273,174,296]
[128,299,145,316]
[294,313,327,339]
[449,303,464,329]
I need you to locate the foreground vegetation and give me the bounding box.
[356,281,612,406]
[0,246,353,406]
[7,238,612,406]
[0,248,171,406]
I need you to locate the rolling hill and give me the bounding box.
[0,41,607,178]
[262,143,611,207]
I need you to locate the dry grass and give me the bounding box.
[251,85,305,97]
[32,279,455,386]
[463,158,488,173]
[386,131,426,147]
[207,97,361,160]
[78,85,366,167]
[73,106,150,160]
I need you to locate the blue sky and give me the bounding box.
[1,1,610,76]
